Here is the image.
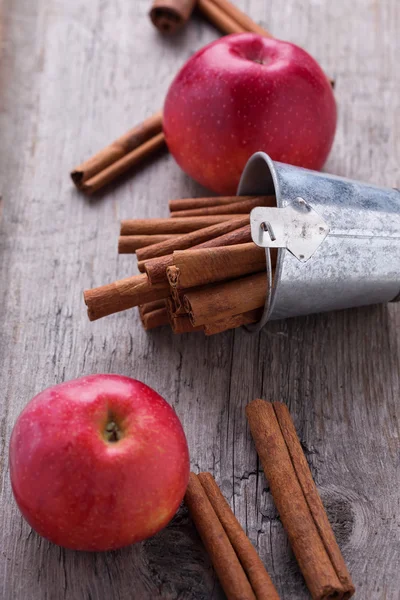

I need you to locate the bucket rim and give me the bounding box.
[237,152,285,333]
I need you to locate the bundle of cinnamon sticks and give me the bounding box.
[84,195,277,335]
[186,402,355,600]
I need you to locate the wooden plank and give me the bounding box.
[0,0,399,599]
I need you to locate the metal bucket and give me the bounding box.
[237,152,400,332]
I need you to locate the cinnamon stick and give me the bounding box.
[169,195,261,212]
[171,243,266,288]
[185,473,256,600]
[135,216,249,262]
[170,196,269,218]
[171,315,203,334]
[207,0,272,37]
[198,472,280,599]
[183,272,266,327]
[143,225,253,284]
[84,274,169,321]
[118,234,178,253]
[204,308,263,335]
[139,299,167,315]
[170,281,204,315]
[198,0,246,34]
[150,0,197,34]
[79,133,166,194]
[120,215,244,236]
[140,306,169,330]
[71,111,163,188]
[144,255,174,283]
[246,400,355,600]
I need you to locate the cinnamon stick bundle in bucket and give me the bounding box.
[84,195,276,334]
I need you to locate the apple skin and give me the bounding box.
[163,33,337,195]
[9,374,190,551]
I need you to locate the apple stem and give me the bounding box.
[104,421,122,442]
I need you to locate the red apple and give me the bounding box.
[163,33,337,195]
[9,374,189,551]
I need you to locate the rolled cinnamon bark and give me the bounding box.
[198,0,246,34]
[198,473,280,599]
[139,300,167,315]
[169,195,259,212]
[79,133,166,194]
[71,112,163,188]
[171,243,266,288]
[185,473,256,600]
[120,215,244,236]
[84,274,169,321]
[171,315,203,333]
[118,234,178,253]
[170,282,204,315]
[135,216,249,262]
[204,308,263,335]
[246,400,355,600]
[144,255,174,283]
[150,0,197,34]
[143,225,253,284]
[139,305,169,330]
[170,196,269,218]
[207,0,272,37]
[183,272,266,326]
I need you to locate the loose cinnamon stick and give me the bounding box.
[170,196,269,218]
[207,0,272,37]
[171,243,266,288]
[78,133,166,194]
[135,216,249,262]
[150,0,197,34]
[169,195,260,212]
[183,272,266,327]
[143,225,253,284]
[120,215,244,236]
[204,308,263,335]
[272,403,355,598]
[118,234,178,253]
[185,473,256,600]
[198,0,246,34]
[198,472,280,599]
[140,306,169,330]
[246,400,355,600]
[84,274,169,321]
[71,111,163,188]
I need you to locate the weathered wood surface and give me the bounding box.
[0,0,399,598]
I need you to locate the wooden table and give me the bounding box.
[0,0,399,598]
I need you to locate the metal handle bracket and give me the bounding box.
[250,198,330,262]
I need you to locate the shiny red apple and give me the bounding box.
[163,33,337,194]
[9,374,190,551]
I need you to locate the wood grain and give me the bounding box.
[0,0,399,599]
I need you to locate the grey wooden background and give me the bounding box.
[0,0,399,598]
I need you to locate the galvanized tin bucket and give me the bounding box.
[237,152,400,332]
